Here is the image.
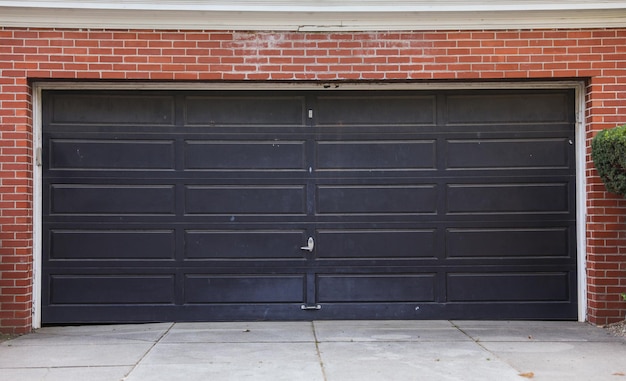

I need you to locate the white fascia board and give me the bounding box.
[3,0,626,12]
[1,2,626,30]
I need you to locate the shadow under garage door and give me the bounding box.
[41,88,577,324]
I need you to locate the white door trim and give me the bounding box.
[31,80,587,327]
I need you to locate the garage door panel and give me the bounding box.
[446,183,569,214]
[184,275,304,303]
[42,89,577,323]
[316,229,437,259]
[185,230,307,260]
[446,138,570,169]
[316,95,436,125]
[49,139,176,170]
[49,275,176,304]
[446,228,570,259]
[184,96,306,126]
[317,185,438,214]
[185,185,306,215]
[49,229,176,260]
[446,93,571,124]
[447,272,571,302]
[317,274,437,302]
[50,185,176,215]
[185,140,306,170]
[316,140,436,170]
[49,93,175,125]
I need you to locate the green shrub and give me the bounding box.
[591,124,626,197]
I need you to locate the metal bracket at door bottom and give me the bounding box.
[301,304,321,310]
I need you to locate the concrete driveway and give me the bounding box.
[1,320,625,381]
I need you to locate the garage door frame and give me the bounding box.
[31,80,587,329]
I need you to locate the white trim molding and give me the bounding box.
[2,1,626,31]
[31,80,588,325]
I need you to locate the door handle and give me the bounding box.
[300,237,314,252]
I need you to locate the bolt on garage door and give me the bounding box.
[42,89,577,324]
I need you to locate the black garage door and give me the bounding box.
[42,89,577,324]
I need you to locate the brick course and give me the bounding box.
[1,27,625,333]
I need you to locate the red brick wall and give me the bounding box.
[1,27,626,333]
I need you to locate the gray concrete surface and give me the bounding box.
[1,320,625,381]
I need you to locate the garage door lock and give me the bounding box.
[300,237,315,252]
